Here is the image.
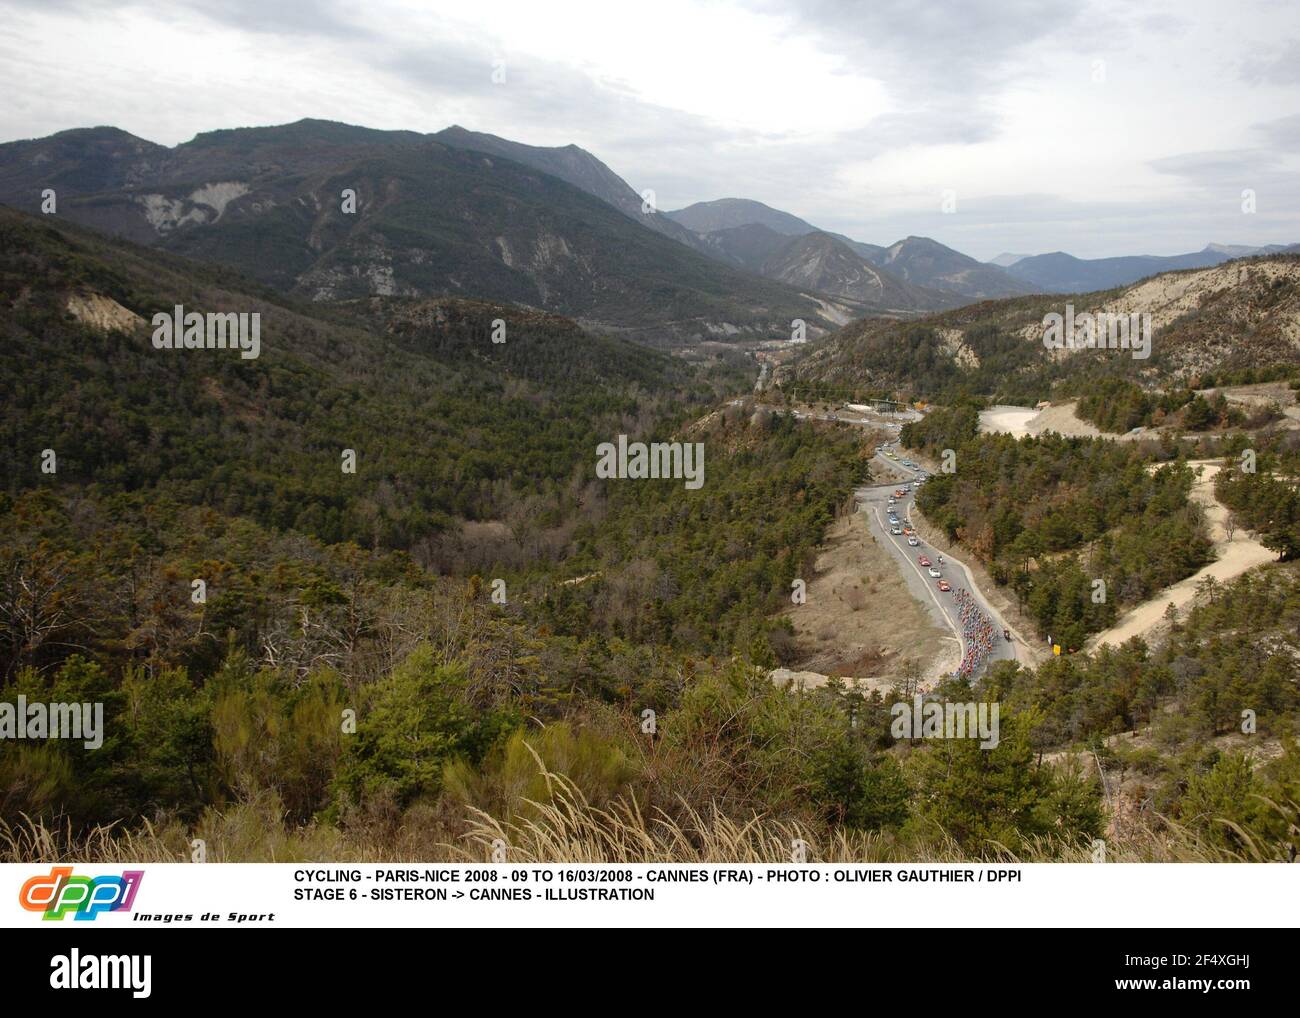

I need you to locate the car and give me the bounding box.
[918,556,931,567]
[907,536,920,546]
[928,567,942,578]
[894,489,906,497]
[890,526,902,535]
[902,526,914,535]
[887,497,896,505]
[937,580,951,592]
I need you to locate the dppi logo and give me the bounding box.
[20,866,144,921]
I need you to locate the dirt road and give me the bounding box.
[1089,460,1277,649]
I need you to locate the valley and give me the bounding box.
[3,111,1300,871]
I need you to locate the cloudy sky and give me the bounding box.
[3,0,1299,259]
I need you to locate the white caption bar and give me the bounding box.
[3,863,1294,929]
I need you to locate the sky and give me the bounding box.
[2,0,1299,260]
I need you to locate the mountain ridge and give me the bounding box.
[0,120,854,344]
[786,251,1300,403]
[667,198,1028,300]
[1003,244,1300,293]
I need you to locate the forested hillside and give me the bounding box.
[788,256,1300,406]
[0,209,726,556]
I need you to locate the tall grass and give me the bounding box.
[5,761,1292,864]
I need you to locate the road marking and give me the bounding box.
[868,445,1017,668]
[867,501,965,661]
[868,442,1019,670]
[900,495,1017,665]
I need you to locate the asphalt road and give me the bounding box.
[857,441,1016,681]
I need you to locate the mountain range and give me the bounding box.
[0,121,861,344]
[666,197,1028,301]
[0,119,1028,344]
[3,117,1297,343]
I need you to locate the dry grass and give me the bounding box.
[5,766,1292,865]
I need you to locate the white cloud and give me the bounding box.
[0,0,1297,259]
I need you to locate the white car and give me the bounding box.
[928,567,942,578]
[890,526,902,535]
[907,536,920,546]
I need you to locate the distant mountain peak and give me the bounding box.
[869,235,1030,299]
[758,230,960,312]
[664,197,818,236]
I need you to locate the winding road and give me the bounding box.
[857,441,1016,683]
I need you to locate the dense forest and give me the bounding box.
[529,408,867,663]
[0,212,742,559]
